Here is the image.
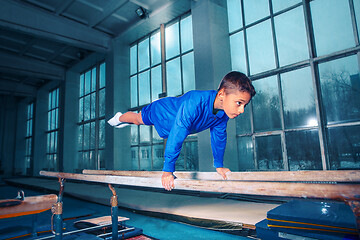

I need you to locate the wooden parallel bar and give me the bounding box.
[40,171,360,201]
[0,194,57,219]
[82,169,360,182]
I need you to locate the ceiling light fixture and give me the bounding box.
[135,7,147,19]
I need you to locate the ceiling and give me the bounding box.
[0,0,190,98]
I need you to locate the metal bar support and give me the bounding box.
[52,178,65,240]
[109,184,118,240]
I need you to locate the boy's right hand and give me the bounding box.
[161,172,175,191]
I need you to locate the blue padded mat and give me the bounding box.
[256,219,359,240]
[266,200,358,237]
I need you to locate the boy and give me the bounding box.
[108,71,256,191]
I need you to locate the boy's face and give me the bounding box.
[220,89,251,119]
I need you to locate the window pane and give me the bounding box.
[99,119,105,148]
[236,107,252,135]
[131,125,138,145]
[355,0,360,41]
[55,108,58,129]
[98,149,105,169]
[247,20,276,74]
[48,111,51,130]
[84,95,90,121]
[274,6,309,66]
[166,57,182,96]
[256,135,283,170]
[91,93,96,119]
[138,70,150,106]
[131,147,139,170]
[237,136,254,170]
[166,22,180,60]
[230,31,247,73]
[319,55,360,124]
[84,123,90,149]
[328,125,360,170]
[90,150,96,169]
[91,67,96,92]
[150,32,161,66]
[85,71,91,95]
[51,110,56,130]
[272,0,301,13]
[286,130,322,171]
[140,125,150,143]
[79,97,84,122]
[227,0,243,32]
[311,0,355,56]
[244,0,269,25]
[176,146,185,170]
[78,125,83,149]
[182,52,195,93]
[130,45,137,75]
[152,126,162,143]
[138,38,150,71]
[180,15,193,53]
[80,74,84,97]
[47,133,50,152]
[153,144,164,170]
[140,146,151,170]
[252,76,281,132]
[151,66,162,101]
[100,63,105,88]
[185,141,198,170]
[131,75,138,107]
[90,122,95,149]
[51,132,55,153]
[281,67,317,129]
[99,89,105,117]
[52,89,56,109]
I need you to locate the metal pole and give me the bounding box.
[109,184,118,240]
[52,178,65,240]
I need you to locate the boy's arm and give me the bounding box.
[163,101,196,172]
[210,121,228,170]
[161,101,197,191]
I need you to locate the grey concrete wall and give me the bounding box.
[0,96,17,176]
[62,70,80,173]
[112,39,131,170]
[192,0,239,171]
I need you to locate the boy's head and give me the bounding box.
[216,71,256,119]
[218,71,256,98]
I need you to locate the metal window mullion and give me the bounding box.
[149,35,153,103]
[95,63,100,170]
[178,18,184,95]
[161,24,167,94]
[276,73,288,170]
[349,0,360,46]
[303,0,329,170]
[269,0,289,170]
[240,0,251,76]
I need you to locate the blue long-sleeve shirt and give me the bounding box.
[141,90,229,172]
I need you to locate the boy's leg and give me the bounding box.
[119,112,144,125]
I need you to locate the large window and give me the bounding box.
[46,88,59,171]
[25,102,33,174]
[129,14,197,171]
[228,0,360,170]
[78,62,106,171]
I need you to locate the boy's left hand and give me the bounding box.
[216,167,231,180]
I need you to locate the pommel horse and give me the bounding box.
[40,169,360,239]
